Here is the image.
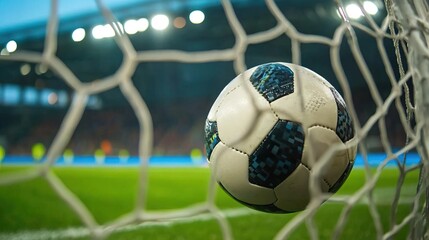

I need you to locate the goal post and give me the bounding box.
[0,0,427,239]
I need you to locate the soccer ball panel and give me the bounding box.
[207,74,243,122]
[215,76,277,155]
[209,141,277,205]
[270,63,338,130]
[347,139,357,162]
[303,126,355,189]
[274,164,330,212]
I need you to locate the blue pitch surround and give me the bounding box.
[0,153,421,167]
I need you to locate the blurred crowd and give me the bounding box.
[5,101,209,156]
[3,90,410,157]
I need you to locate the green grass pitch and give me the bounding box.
[0,166,420,240]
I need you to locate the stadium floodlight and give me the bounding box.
[124,19,138,35]
[344,1,378,19]
[137,18,149,32]
[173,17,186,29]
[189,10,205,24]
[6,40,17,53]
[0,48,9,55]
[35,64,48,75]
[92,24,118,39]
[20,64,31,76]
[72,28,86,42]
[363,1,378,15]
[345,3,363,19]
[92,25,105,39]
[103,24,116,38]
[151,14,169,30]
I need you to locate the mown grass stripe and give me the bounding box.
[0,190,416,240]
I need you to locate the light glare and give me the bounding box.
[137,18,149,32]
[92,23,123,39]
[124,19,138,34]
[1,48,9,55]
[151,14,169,31]
[6,40,17,53]
[35,64,48,75]
[173,17,186,29]
[72,28,86,42]
[345,3,363,19]
[363,1,378,15]
[20,64,31,76]
[92,25,105,39]
[189,10,205,24]
[103,24,115,38]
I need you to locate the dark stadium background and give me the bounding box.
[0,0,407,158]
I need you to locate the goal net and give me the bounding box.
[0,0,428,239]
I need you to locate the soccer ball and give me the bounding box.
[204,62,357,213]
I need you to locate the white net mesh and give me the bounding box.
[0,0,428,239]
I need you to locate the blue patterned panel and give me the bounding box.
[249,63,295,102]
[204,120,220,160]
[330,88,354,143]
[249,120,305,188]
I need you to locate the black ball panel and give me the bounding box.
[330,88,354,143]
[204,120,220,160]
[248,120,304,188]
[249,63,295,103]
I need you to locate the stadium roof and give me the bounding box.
[0,0,334,43]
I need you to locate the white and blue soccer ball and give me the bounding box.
[204,62,357,213]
